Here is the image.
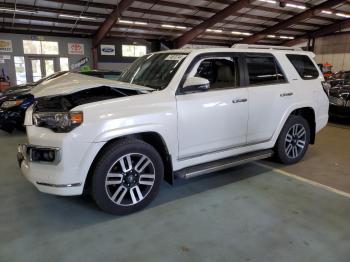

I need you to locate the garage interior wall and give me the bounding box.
[0,33,92,86]
[314,34,350,72]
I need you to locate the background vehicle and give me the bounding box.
[328,71,350,118]
[18,46,329,215]
[318,62,333,79]
[0,70,121,133]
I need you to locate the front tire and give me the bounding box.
[91,139,164,215]
[275,115,310,165]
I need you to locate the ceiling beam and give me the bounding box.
[284,18,350,46]
[174,0,251,48]
[92,0,135,47]
[240,0,347,44]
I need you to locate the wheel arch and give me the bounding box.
[290,107,316,144]
[84,131,174,194]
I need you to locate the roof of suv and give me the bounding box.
[156,45,314,57]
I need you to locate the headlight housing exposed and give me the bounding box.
[33,111,83,133]
[1,99,23,109]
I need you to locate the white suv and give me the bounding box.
[18,45,329,214]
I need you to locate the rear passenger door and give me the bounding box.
[244,53,293,144]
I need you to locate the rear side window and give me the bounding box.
[286,54,319,80]
[245,55,286,85]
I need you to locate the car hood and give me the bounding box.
[0,84,33,98]
[31,72,153,98]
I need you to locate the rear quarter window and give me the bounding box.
[286,54,319,80]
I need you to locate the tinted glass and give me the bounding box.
[286,54,319,80]
[246,55,286,85]
[119,53,187,90]
[195,58,240,89]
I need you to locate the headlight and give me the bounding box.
[1,99,23,109]
[33,111,83,133]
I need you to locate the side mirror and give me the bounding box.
[182,77,209,93]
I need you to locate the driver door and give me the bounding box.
[176,54,249,160]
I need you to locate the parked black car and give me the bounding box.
[0,70,121,133]
[328,71,350,118]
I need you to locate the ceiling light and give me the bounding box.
[267,35,276,38]
[286,3,306,10]
[257,0,277,4]
[162,24,176,28]
[321,10,332,15]
[0,7,37,14]
[336,13,350,18]
[280,36,294,39]
[118,19,133,24]
[231,31,251,36]
[59,14,96,20]
[176,26,187,30]
[134,21,148,25]
[206,29,222,33]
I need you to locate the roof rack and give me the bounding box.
[231,44,302,51]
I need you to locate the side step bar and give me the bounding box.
[175,149,274,179]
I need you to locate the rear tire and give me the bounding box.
[91,139,164,215]
[275,115,310,165]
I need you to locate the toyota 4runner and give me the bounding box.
[17,44,329,215]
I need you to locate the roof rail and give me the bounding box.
[231,44,302,51]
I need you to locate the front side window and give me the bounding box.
[245,55,286,85]
[195,58,240,89]
[286,54,319,80]
[118,53,187,90]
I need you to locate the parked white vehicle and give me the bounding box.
[18,45,329,214]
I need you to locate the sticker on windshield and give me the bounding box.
[165,54,186,61]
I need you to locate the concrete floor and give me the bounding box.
[0,125,350,262]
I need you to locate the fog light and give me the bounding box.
[30,148,57,163]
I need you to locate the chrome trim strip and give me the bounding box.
[184,152,273,179]
[36,182,82,188]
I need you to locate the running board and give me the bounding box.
[175,149,274,179]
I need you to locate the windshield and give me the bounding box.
[118,53,188,90]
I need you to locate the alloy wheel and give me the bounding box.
[105,153,155,206]
[284,123,307,159]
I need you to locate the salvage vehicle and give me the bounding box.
[328,71,350,118]
[0,71,67,132]
[18,45,329,215]
[0,70,121,132]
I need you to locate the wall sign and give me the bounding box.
[68,43,84,55]
[71,57,89,70]
[0,40,13,52]
[101,44,115,56]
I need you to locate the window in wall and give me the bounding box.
[14,56,26,85]
[60,57,69,71]
[245,55,286,85]
[41,41,59,55]
[122,45,147,57]
[195,58,240,89]
[44,60,55,76]
[286,54,319,80]
[23,40,59,55]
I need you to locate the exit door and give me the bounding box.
[28,57,58,82]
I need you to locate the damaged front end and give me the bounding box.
[32,86,143,133]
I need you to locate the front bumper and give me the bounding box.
[18,144,85,196]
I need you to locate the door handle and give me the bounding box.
[232,98,248,103]
[280,92,293,97]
